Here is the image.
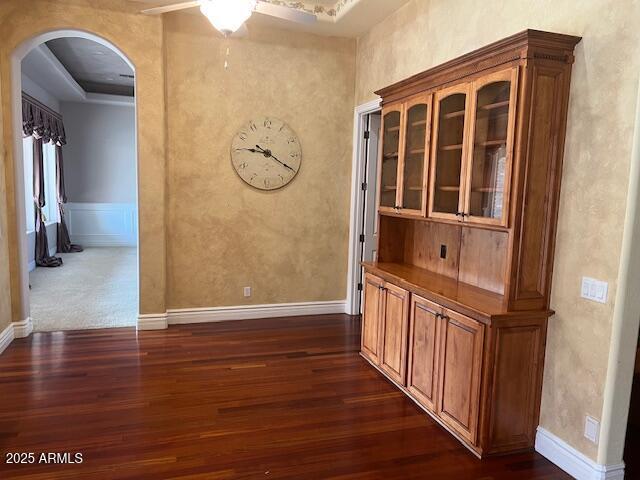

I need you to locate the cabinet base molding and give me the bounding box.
[535,427,625,480]
[360,352,483,459]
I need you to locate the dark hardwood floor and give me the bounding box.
[0,315,569,479]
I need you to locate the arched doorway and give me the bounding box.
[10,29,139,333]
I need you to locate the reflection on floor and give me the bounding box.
[29,247,137,332]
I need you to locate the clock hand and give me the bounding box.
[255,145,295,172]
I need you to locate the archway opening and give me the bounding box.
[11,30,139,332]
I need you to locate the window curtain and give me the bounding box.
[22,92,82,266]
[55,145,83,253]
[32,138,62,267]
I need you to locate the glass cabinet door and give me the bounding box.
[399,96,431,215]
[379,106,403,211]
[464,68,517,226]
[429,84,471,221]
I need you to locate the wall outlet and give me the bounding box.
[584,415,600,444]
[243,286,251,298]
[581,277,608,304]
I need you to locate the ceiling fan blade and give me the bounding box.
[231,23,249,38]
[254,1,317,24]
[141,1,201,15]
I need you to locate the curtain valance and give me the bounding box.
[22,93,66,145]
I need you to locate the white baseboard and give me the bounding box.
[13,318,33,338]
[66,202,137,247]
[137,301,348,330]
[0,318,33,355]
[167,300,347,324]
[0,323,14,355]
[137,313,168,331]
[535,427,625,480]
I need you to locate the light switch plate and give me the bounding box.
[584,415,600,444]
[243,286,251,297]
[581,277,608,304]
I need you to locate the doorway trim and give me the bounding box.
[597,76,640,468]
[346,98,382,316]
[10,29,139,335]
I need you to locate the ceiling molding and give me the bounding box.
[33,44,85,101]
[22,44,134,107]
[262,0,360,23]
[84,93,135,107]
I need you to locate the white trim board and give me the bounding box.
[535,427,625,480]
[137,313,168,331]
[0,318,34,355]
[0,323,14,355]
[137,301,348,330]
[346,98,382,316]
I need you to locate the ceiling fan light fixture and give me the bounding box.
[200,0,257,36]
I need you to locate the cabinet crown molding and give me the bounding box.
[375,29,582,105]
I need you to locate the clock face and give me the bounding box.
[231,117,302,191]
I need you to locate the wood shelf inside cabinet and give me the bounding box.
[472,187,503,193]
[407,148,426,155]
[480,100,510,111]
[383,186,397,191]
[438,185,460,192]
[406,186,424,191]
[411,119,428,127]
[386,126,401,132]
[383,152,399,159]
[477,139,507,147]
[440,144,463,151]
[443,110,465,120]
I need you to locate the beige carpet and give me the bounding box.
[29,247,137,332]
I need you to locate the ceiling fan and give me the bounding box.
[140,0,317,36]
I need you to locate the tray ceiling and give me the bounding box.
[130,0,410,37]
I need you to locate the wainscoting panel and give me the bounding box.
[66,203,137,247]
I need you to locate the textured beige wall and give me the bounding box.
[0,0,166,318]
[0,65,11,332]
[164,13,355,308]
[355,0,640,461]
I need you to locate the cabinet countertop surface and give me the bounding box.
[362,261,554,323]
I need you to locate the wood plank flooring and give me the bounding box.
[0,315,570,479]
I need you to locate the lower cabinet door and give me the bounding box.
[437,309,485,444]
[379,282,410,385]
[407,295,441,412]
[361,273,384,364]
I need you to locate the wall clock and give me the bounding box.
[231,116,302,191]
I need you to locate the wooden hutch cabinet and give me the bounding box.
[360,30,581,457]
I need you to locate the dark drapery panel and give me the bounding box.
[33,138,63,268]
[55,145,83,253]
